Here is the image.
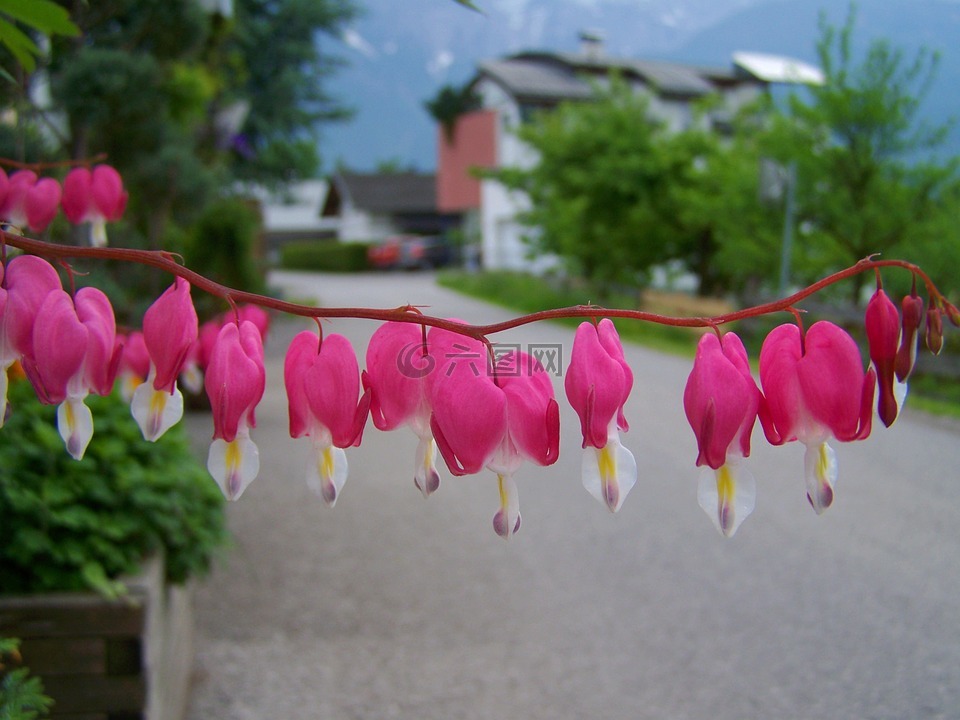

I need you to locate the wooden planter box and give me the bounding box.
[0,556,194,720]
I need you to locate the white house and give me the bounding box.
[322,171,459,243]
[436,39,822,272]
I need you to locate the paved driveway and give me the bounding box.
[185,270,960,720]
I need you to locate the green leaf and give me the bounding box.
[0,15,38,72]
[0,0,79,36]
[81,562,126,599]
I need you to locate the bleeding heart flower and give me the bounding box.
[865,287,903,427]
[205,320,266,500]
[62,165,128,246]
[431,348,559,539]
[284,330,370,506]
[117,331,150,401]
[131,278,198,441]
[0,255,62,426]
[759,321,875,514]
[564,319,636,512]
[23,287,117,459]
[364,321,443,496]
[683,331,760,537]
[0,171,62,233]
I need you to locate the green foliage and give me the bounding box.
[765,4,958,302]
[0,0,77,74]
[41,2,217,255]
[0,380,227,597]
[437,270,699,355]
[224,0,358,182]
[280,240,371,273]
[489,79,681,294]
[181,196,265,316]
[424,81,482,143]
[666,103,784,297]
[0,638,53,720]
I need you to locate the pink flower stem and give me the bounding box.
[3,232,953,343]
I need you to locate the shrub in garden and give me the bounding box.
[181,197,265,317]
[0,638,53,720]
[280,240,372,272]
[0,379,227,597]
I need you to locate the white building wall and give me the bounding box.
[338,206,396,243]
[473,73,762,272]
[476,77,542,271]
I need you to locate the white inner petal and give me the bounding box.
[57,396,94,461]
[207,433,260,501]
[131,382,184,442]
[803,440,838,515]
[697,462,756,538]
[306,443,348,507]
[581,429,636,513]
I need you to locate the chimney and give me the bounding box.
[578,29,605,60]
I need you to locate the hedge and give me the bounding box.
[280,240,372,272]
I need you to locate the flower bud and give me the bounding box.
[895,294,923,382]
[944,301,960,328]
[865,289,900,427]
[926,307,943,356]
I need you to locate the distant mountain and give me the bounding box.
[320,0,960,172]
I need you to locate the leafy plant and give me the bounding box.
[0,379,227,598]
[0,0,78,75]
[180,196,266,317]
[0,638,53,720]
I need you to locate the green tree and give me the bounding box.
[766,4,958,302]
[663,100,784,298]
[222,0,358,183]
[424,81,482,143]
[0,0,76,75]
[490,80,679,294]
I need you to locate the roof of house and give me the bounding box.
[476,51,756,103]
[324,172,437,216]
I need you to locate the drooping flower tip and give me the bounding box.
[896,293,924,382]
[944,301,960,329]
[865,288,902,427]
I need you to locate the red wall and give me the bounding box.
[437,110,497,213]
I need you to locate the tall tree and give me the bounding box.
[768,4,958,302]
[222,0,358,183]
[489,79,680,293]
